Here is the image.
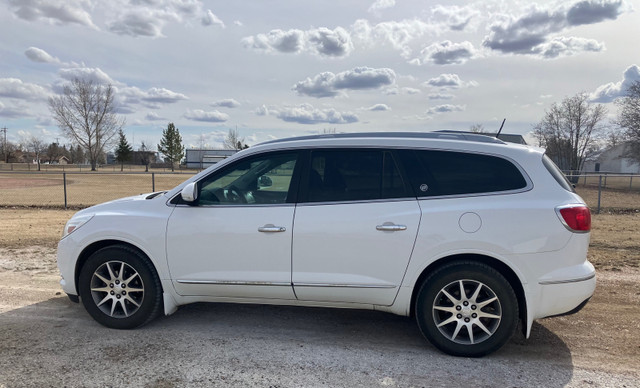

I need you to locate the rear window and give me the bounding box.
[542,154,575,192]
[401,150,528,197]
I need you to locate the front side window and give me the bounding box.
[406,150,528,197]
[197,152,298,205]
[304,149,409,202]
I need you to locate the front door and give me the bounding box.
[166,151,300,300]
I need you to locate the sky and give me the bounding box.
[0,0,639,152]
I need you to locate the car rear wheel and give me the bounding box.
[78,245,162,329]
[415,261,518,357]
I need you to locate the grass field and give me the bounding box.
[0,172,193,208]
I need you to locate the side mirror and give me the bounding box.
[180,182,198,203]
[258,175,273,188]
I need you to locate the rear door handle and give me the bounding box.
[258,224,286,233]
[376,223,407,232]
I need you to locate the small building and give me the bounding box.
[583,142,640,173]
[185,149,237,169]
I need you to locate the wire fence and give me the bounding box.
[0,171,194,209]
[0,171,638,212]
[0,162,195,173]
[567,173,640,214]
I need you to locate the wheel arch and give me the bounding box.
[408,253,527,331]
[74,239,164,295]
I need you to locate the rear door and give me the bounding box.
[292,149,421,305]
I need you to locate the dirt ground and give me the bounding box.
[0,209,638,387]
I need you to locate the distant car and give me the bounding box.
[57,132,595,357]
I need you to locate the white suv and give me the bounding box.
[57,132,595,357]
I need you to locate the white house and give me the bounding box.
[583,142,640,173]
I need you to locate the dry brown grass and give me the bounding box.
[575,186,640,211]
[0,173,192,207]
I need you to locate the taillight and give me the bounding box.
[556,205,591,232]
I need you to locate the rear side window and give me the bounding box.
[304,149,409,202]
[542,154,575,192]
[403,150,528,197]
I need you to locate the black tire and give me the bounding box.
[78,245,162,329]
[415,261,518,357]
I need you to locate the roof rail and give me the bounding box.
[259,131,506,146]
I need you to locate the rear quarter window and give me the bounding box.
[542,154,575,192]
[402,149,528,197]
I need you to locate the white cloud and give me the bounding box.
[427,104,465,114]
[212,98,241,108]
[58,67,117,85]
[107,10,167,38]
[202,9,225,28]
[351,19,437,58]
[413,41,476,65]
[430,5,480,31]
[143,87,188,103]
[590,65,640,103]
[307,27,353,57]
[145,112,167,121]
[184,109,229,122]
[24,47,61,64]
[7,0,97,28]
[368,0,396,14]
[366,103,391,111]
[273,103,358,125]
[242,29,305,54]
[0,78,49,100]
[424,74,478,89]
[0,101,30,118]
[243,27,353,58]
[428,93,454,100]
[483,0,627,57]
[293,67,396,98]
[536,36,605,58]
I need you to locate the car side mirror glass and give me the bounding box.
[257,175,272,188]
[180,182,198,203]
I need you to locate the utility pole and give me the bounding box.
[1,127,7,163]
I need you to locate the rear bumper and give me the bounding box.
[535,262,596,319]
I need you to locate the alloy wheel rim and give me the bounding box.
[90,261,145,318]
[432,279,502,345]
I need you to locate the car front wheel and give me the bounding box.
[78,245,162,329]
[415,261,518,357]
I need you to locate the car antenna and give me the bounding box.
[496,118,506,138]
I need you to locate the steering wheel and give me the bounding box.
[224,185,246,203]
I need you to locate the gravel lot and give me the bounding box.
[0,246,638,388]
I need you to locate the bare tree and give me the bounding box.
[533,92,607,172]
[48,78,124,171]
[615,80,640,163]
[21,135,46,171]
[469,124,485,133]
[223,128,248,150]
[139,141,151,172]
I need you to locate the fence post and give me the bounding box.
[603,173,607,189]
[63,172,68,210]
[597,175,602,214]
[630,175,633,191]
[152,172,155,192]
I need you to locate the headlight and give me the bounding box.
[61,214,94,239]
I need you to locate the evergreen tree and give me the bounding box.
[157,122,185,172]
[114,129,133,171]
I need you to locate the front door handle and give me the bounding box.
[376,223,407,232]
[258,224,286,233]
